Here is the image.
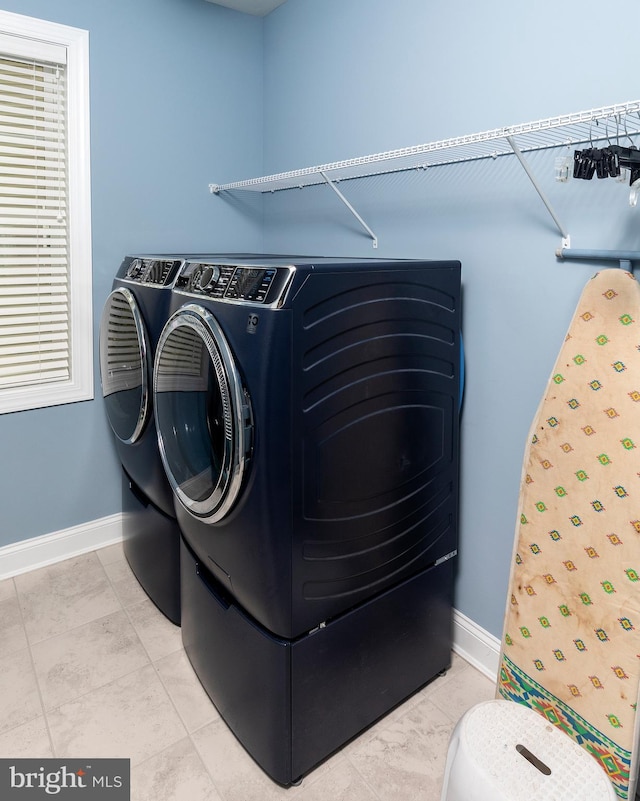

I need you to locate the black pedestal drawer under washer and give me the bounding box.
[99,255,186,624]
[153,256,462,783]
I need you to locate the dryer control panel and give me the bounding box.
[119,257,184,287]
[175,261,295,306]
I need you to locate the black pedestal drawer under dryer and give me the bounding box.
[153,256,462,783]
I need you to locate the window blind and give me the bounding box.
[0,48,70,390]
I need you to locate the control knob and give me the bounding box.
[196,265,220,292]
[126,258,143,279]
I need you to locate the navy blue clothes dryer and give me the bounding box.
[153,255,462,783]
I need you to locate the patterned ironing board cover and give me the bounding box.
[498,269,640,799]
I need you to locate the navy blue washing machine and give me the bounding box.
[153,256,462,783]
[99,255,187,624]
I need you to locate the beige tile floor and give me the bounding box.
[0,543,495,801]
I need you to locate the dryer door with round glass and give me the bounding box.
[99,288,150,444]
[153,304,252,522]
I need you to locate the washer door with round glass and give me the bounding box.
[153,304,252,522]
[99,288,150,444]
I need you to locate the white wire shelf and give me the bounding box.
[209,100,640,194]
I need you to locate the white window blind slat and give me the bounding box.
[0,257,64,273]
[0,231,66,244]
[1,301,69,309]
[0,67,64,85]
[0,294,68,305]
[0,239,67,248]
[0,264,67,274]
[0,144,65,159]
[0,100,65,119]
[0,283,68,292]
[0,211,66,220]
[0,168,66,181]
[1,354,70,371]
[0,291,68,303]
[0,184,66,197]
[0,131,66,148]
[0,150,65,163]
[0,364,69,382]
[1,339,69,357]
[0,310,68,322]
[0,238,68,246]
[2,329,67,343]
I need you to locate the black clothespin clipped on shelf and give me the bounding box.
[573,144,640,183]
[574,148,595,179]
[610,144,640,184]
[601,147,620,178]
[574,146,622,179]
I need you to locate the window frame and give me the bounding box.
[0,10,92,414]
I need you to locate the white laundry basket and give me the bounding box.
[440,699,617,801]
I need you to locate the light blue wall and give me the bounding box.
[260,0,640,637]
[0,0,263,546]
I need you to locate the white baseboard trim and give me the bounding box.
[0,514,124,581]
[452,608,501,681]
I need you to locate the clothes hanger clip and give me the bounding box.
[555,154,571,182]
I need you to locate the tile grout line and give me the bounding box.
[145,650,220,784]
[96,549,227,792]
[89,550,194,764]
[188,723,239,801]
[12,575,57,759]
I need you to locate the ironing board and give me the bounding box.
[498,269,640,799]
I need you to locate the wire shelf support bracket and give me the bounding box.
[319,170,378,248]
[506,135,570,250]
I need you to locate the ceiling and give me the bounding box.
[205,0,288,15]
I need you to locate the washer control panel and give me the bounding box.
[120,257,183,287]
[175,261,294,306]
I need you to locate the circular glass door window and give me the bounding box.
[154,304,252,521]
[99,288,150,444]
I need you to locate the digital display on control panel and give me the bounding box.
[232,269,263,298]
[225,267,275,303]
